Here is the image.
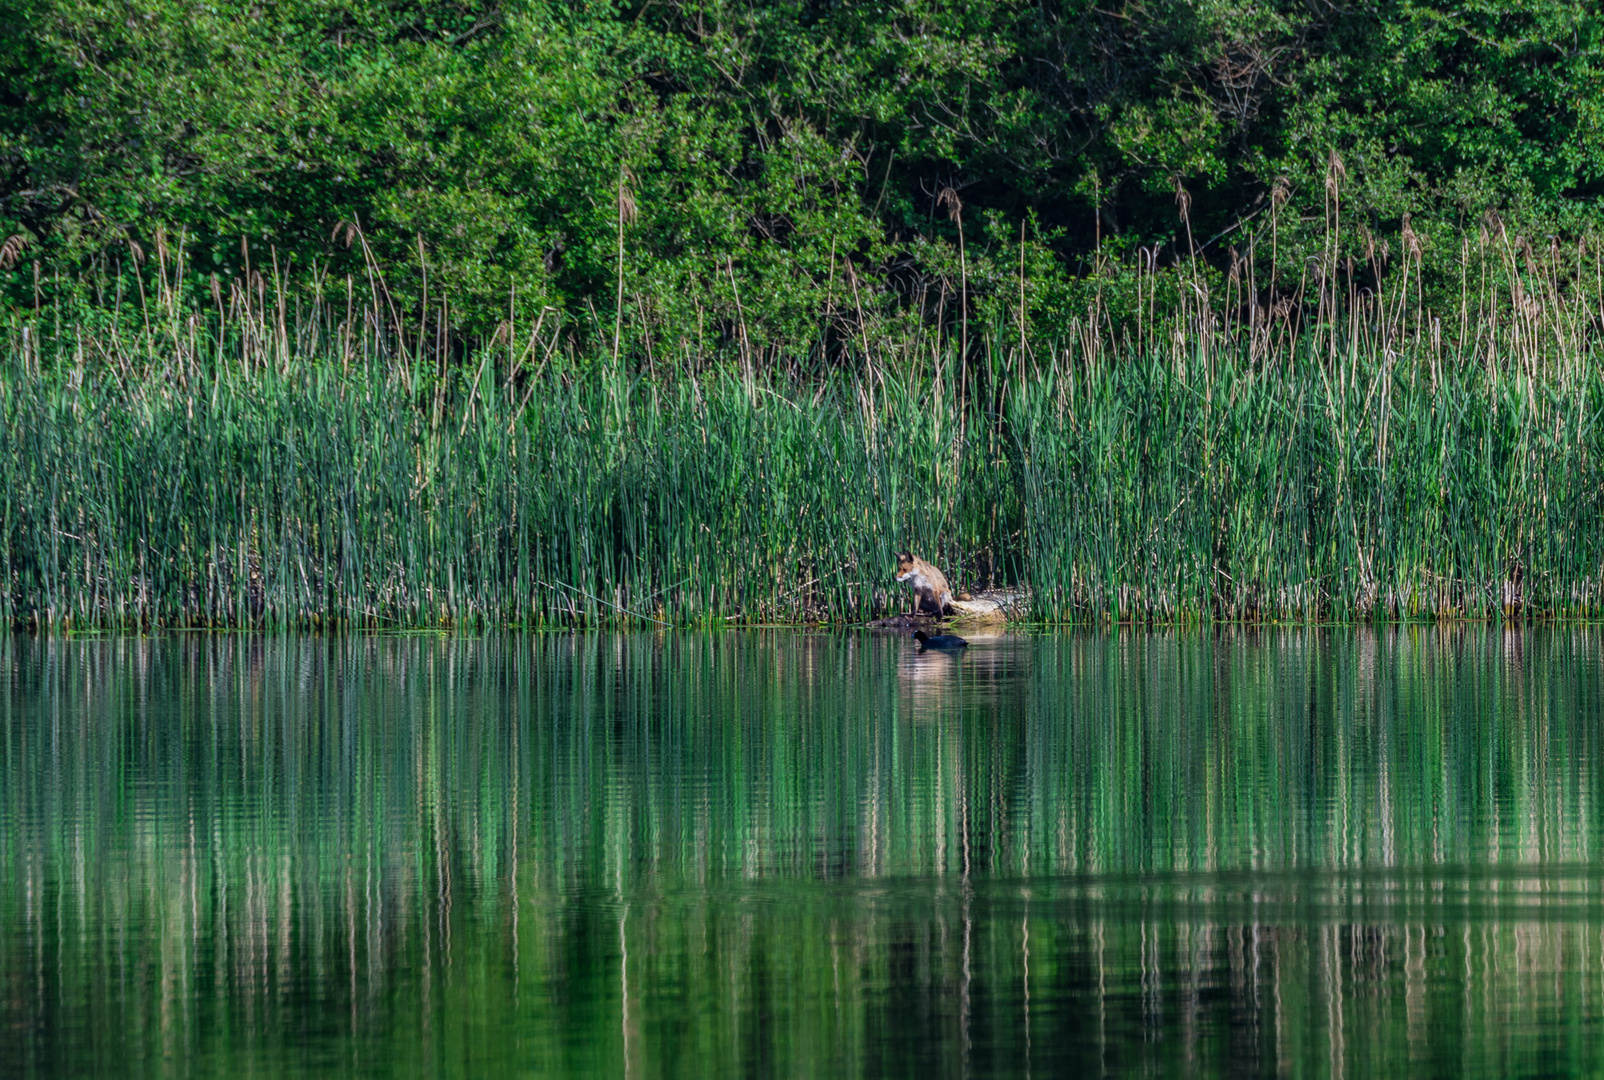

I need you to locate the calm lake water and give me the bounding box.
[3,628,1603,1077]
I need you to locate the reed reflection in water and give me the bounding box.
[2,628,1602,1077]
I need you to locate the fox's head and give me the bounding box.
[895,551,916,577]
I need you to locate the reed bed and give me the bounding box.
[0,353,1015,628]
[1013,349,1604,621]
[4,214,1604,627]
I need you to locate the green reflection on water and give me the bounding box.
[2,629,1603,1077]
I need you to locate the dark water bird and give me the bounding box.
[912,630,968,651]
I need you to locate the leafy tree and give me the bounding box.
[1,0,1600,348]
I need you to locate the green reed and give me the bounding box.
[4,208,1604,626]
[1011,345,1604,621]
[0,347,1018,628]
[4,337,1600,627]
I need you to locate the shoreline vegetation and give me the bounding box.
[5,2,1603,629]
[3,210,1603,630]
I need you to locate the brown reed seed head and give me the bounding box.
[0,233,29,270]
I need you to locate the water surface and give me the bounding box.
[3,629,1603,1077]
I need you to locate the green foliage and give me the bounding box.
[3,0,1602,349]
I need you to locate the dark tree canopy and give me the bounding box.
[3,0,1601,341]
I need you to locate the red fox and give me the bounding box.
[895,552,957,616]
